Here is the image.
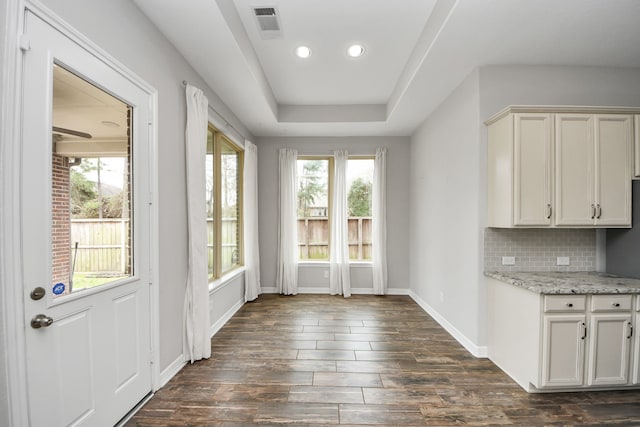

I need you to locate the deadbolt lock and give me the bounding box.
[30,287,46,300]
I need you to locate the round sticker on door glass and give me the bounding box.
[52,282,65,295]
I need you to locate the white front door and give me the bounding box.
[21,11,153,427]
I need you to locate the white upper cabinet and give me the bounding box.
[595,115,633,226]
[486,106,637,228]
[487,112,552,227]
[514,114,553,226]
[555,114,594,226]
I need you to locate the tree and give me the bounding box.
[348,177,372,216]
[297,160,326,217]
[70,169,97,217]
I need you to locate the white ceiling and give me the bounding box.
[53,65,129,157]
[133,0,640,137]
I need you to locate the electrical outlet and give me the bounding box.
[502,256,516,266]
[557,256,570,266]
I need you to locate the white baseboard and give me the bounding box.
[409,290,488,358]
[260,286,410,295]
[158,354,186,389]
[158,297,245,389]
[209,298,245,338]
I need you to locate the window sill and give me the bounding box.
[297,261,372,268]
[208,266,245,294]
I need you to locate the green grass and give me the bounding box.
[71,273,127,291]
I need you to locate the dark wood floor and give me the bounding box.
[128,294,640,426]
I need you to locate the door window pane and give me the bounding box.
[52,65,132,297]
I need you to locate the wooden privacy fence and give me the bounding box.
[70,219,130,274]
[207,218,239,272]
[298,217,372,260]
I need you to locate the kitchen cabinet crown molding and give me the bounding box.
[486,105,640,126]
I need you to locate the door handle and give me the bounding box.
[31,314,54,329]
[546,203,552,219]
[590,204,596,219]
[596,204,602,219]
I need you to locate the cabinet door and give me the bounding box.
[541,314,586,387]
[587,314,632,386]
[634,312,639,384]
[513,114,552,226]
[635,116,640,178]
[594,115,632,226]
[555,114,594,225]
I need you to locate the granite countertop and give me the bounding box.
[485,271,640,294]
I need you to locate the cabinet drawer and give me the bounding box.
[590,294,632,312]
[544,295,586,312]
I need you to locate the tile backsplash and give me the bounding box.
[484,228,596,272]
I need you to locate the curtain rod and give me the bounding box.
[182,80,248,143]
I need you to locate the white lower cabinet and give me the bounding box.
[487,277,640,392]
[634,310,640,384]
[541,314,586,387]
[587,313,632,386]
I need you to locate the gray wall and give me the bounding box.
[410,65,640,350]
[256,137,411,292]
[38,0,252,372]
[410,69,484,347]
[607,180,640,279]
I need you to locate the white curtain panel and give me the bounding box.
[243,140,261,302]
[372,147,388,295]
[276,148,298,295]
[183,85,211,363]
[330,150,351,298]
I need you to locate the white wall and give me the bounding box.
[409,69,484,348]
[409,65,640,354]
[256,137,411,293]
[35,0,252,371]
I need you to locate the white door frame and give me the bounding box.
[0,1,160,424]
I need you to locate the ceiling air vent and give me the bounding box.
[253,6,282,39]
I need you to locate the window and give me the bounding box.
[206,125,243,280]
[347,158,374,260]
[296,156,374,262]
[297,158,331,260]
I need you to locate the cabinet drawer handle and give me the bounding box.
[591,204,596,219]
[546,203,552,219]
[613,302,621,307]
[596,204,602,219]
[566,303,573,308]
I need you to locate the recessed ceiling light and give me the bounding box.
[295,45,312,59]
[347,44,365,58]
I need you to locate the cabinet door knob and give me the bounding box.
[546,203,552,219]
[566,303,573,308]
[628,322,633,339]
[581,322,587,340]
[613,302,620,307]
[591,204,596,219]
[596,204,602,219]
